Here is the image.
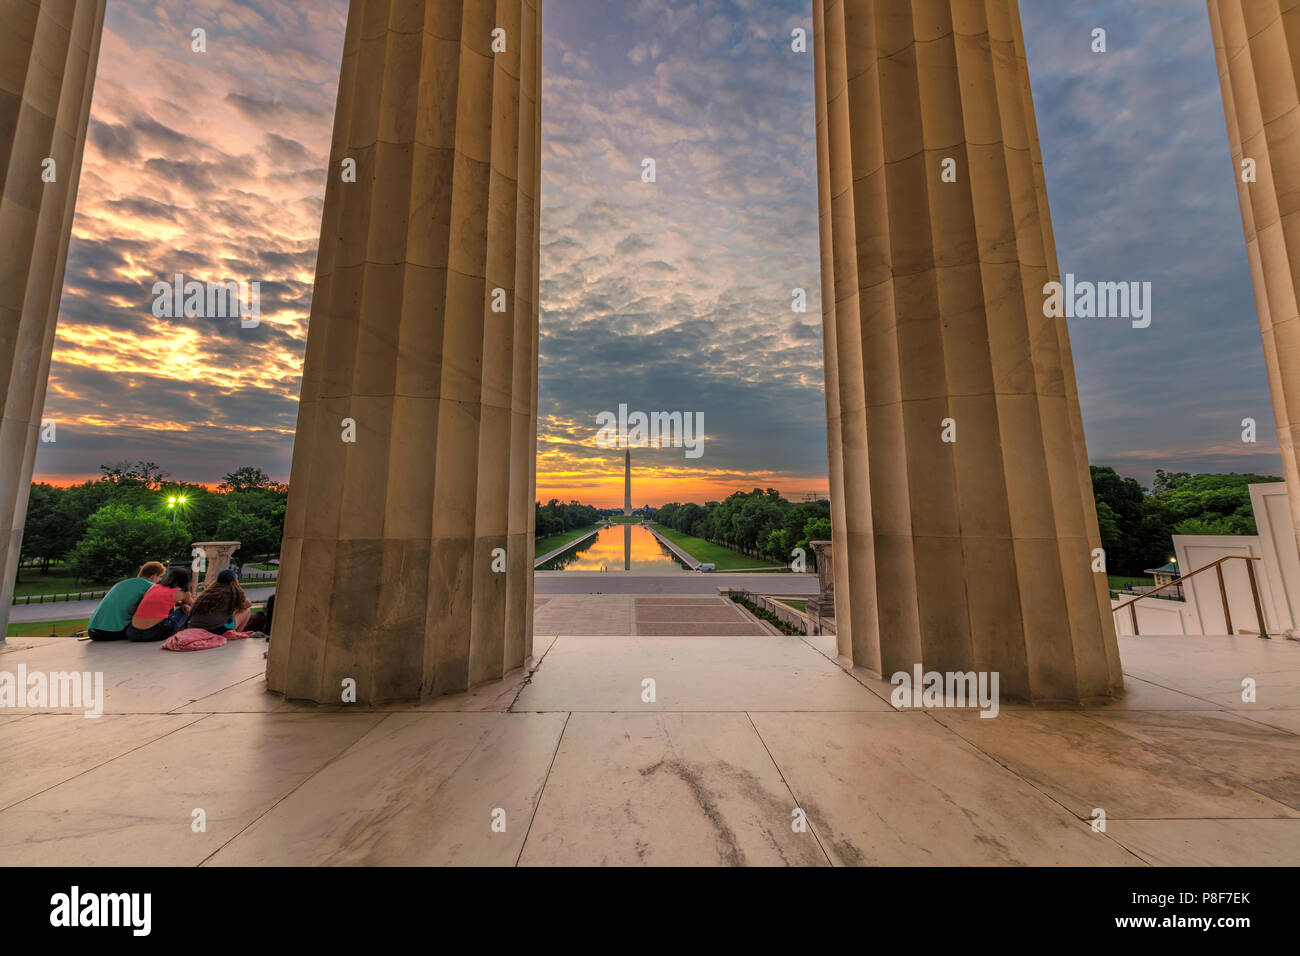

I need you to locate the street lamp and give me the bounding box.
[167,494,187,528]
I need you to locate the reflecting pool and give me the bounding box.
[536,523,689,571]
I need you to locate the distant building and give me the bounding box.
[1144,560,1183,598]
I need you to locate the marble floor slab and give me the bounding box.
[209,713,567,866]
[0,713,203,810]
[1116,635,1300,710]
[2,623,1296,866]
[518,711,829,866]
[1085,709,1300,811]
[1106,819,1300,865]
[0,713,384,865]
[0,636,267,714]
[510,636,893,712]
[749,711,1142,865]
[930,709,1299,820]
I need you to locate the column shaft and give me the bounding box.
[813,0,1122,701]
[0,0,106,637]
[268,0,542,703]
[1209,1,1300,561]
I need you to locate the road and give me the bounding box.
[8,586,277,625]
[8,573,816,625]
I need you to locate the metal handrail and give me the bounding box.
[1112,555,1269,638]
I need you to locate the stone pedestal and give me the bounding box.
[0,1,107,642]
[192,541,240,589]
[1208,1,1300,563]
[267,0,542,703]
[806,540,835,624]
[812,0,1121,701]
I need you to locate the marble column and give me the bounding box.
[813,0,1122,701]
[268,0,541,703]
[0,0,106,641]
[1208,1,1300,561]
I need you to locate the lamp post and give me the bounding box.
[167,495,187,529]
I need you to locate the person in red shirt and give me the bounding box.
[125,566,196,642]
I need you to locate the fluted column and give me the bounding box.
[1209,1,1300,561]
[269,0,541,703]
[813,0,1122,701]
[0,0,106,639]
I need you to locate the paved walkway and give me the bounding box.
[1,603,1297,865]
[642,525,699,569]
[533,527,603,567]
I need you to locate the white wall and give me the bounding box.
[1171,535,1274,635]
[1249,482,1300,632]
[1110,592,1198,636]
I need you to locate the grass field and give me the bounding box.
[649,525,783,571]
[605,515,643,524]
[10,574,104,598]
[1108,574,1153,591]
[6,618,90,638]
[779,598,807,612]
[534,524,601,558]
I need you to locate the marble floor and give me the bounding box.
[1,601,1298,866]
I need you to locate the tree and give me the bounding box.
[216,510,281,566]
[218,466,281,493]
[98,461,170,489]
[66,503,191,584]
[19,484,79,573]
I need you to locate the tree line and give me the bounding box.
[535,499,602,539]
[20,462,287,585]
[652,489,832,563]
[1092,466,1282,575]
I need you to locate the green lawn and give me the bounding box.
[779,598,808,612]
[606,515,642,524]
[6,618,89,638]
[649,525,783,571]
[534,524,601,558]
[1108,575,1152,591]
[10,573,104,598]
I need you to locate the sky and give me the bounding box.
[31,0,1282,508]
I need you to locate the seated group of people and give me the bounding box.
[87,561,273,643]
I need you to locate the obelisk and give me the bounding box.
[624,448,632,516]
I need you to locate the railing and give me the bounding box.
[1112,555,1268,638]
[13,589,109,605]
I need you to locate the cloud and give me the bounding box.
[36,0,1279,504]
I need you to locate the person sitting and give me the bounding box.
[125,566,196,643]
[87,562,166,641]
[187,569,252,635]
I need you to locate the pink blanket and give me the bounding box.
[161,627,254,652]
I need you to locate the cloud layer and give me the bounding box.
[32,0,1281,506]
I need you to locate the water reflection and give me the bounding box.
[536,522,689,571]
